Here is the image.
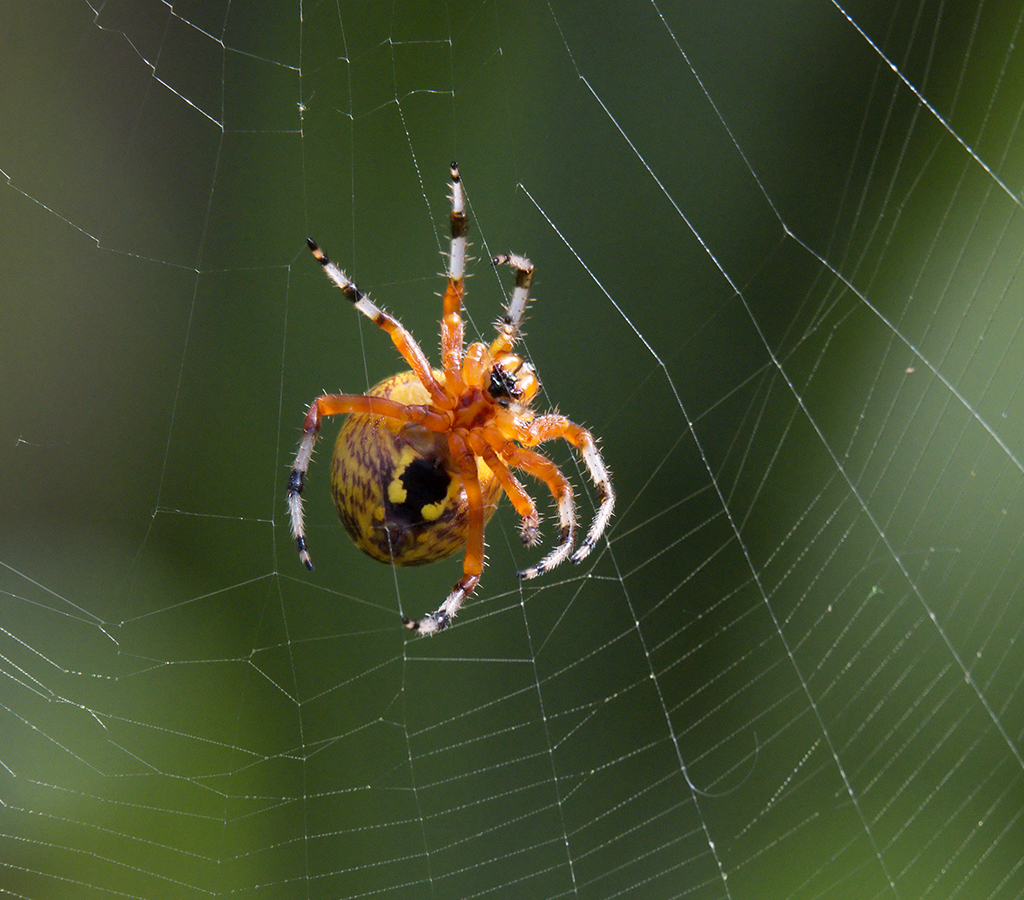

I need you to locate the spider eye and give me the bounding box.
[488,364,522,403]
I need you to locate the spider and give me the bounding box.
[287,163,614,634]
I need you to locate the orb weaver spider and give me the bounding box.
[287,163,614,634]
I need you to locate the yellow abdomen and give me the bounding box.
[330,371,501,565]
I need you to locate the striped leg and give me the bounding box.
[490,253,534,356]
[441,162,467,382]
[307,238,450,409]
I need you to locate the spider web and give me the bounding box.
[2,0,1023,897]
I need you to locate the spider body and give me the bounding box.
[331,370,502,566]
[288,163,614,634]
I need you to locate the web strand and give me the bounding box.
[2,1,1023,898]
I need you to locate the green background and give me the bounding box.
[1,0,1023,897]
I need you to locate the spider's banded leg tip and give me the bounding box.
[402,612,450,635]
[308,238,329,263]
[294,538,314,570]
[570,542,594,565]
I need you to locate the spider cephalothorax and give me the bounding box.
[287,163,614,634]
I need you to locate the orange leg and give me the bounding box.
[441,163,467,387]
[485,430,577,579]
[287,393,450,569]
[403,430,485,634]
[524,415,615,564]
[307,239,452,410]
[467,433,540,547]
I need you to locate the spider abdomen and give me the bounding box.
[330,370,501,566]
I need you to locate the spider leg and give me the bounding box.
[287,393,449,569]
[307,238,452,409]
[466,433,540,547]
[524,415,614,564]
[403,431,485,634]
[490,252,534,356]
[441,162,467,385]
[495,440,577,579]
